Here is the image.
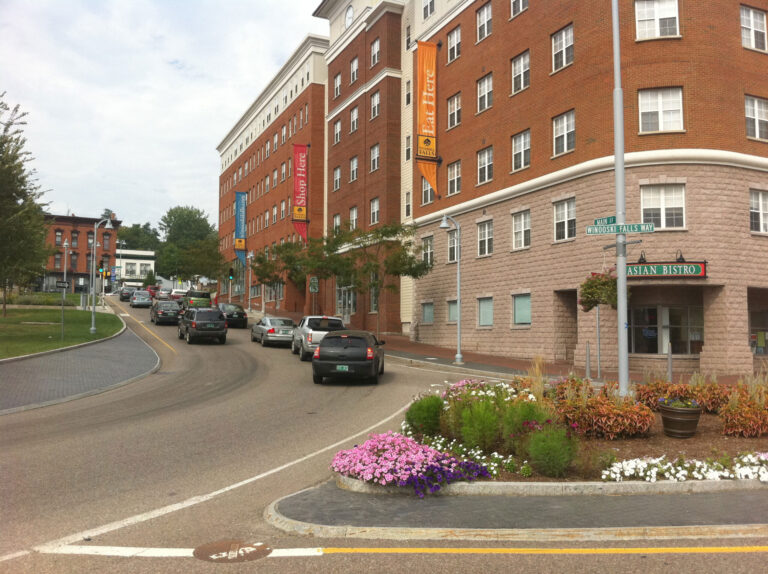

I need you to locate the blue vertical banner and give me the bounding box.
[234,191,247,265]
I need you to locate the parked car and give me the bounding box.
[130,290,152,308]
[118,286,136,301]
[311,330,385,385]
[146,285,160,298]
[150,300,181,325]
[177,307,227,344]
[156,288,171,300]
[251,316,296,346]
[181,290,211,310]
[217,303,248,329]
[291,315,345,361]
[170,289,187,301]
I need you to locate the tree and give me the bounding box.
[142,269,157,288]
[180,234,226,280]
[159,206,215,249]
[0,94,51,316]
[117,222,160,251]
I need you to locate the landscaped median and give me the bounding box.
[330,376,768,497]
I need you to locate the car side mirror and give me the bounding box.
[378,339,386,345]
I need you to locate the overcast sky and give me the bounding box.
[1,0,328,231]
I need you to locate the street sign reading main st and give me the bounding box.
[586,223,655,235]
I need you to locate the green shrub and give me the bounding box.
[460,400,500,452]
[405,395,444,437]
[502,400,554,454]
[527,426,576,478]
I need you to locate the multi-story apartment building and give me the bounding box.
[43,214,121,293]
[217,35,328,316]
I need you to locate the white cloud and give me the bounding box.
[0,0,328,228]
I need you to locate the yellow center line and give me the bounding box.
[113,301,177,355]
[321,546,768,556]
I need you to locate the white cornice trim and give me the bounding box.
[324,1,404,64]
[414,149,768,226]
[326,68,402,120]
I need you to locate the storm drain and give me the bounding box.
[193,540,272,563]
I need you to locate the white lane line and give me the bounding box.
[0,551,30,563]
[44,545,194,558]
[23,401,411,558]
[269,547,323,557]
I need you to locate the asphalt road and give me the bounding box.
[1,300,766,573]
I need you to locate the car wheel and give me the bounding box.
[313,374,323,384]
[261,335,267,347]
[185,331,193,344]
[178,327,184,339]
[379,359,384,375]
[219,335,226,344]
[250,330,256,342]
[299,347,310,362]
[291,339,299,355]
[370,371,379,385]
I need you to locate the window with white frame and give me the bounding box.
[513,293,531,325]
[477,146,493,185]
[448,92,462,128]
[349,206,358,230]
[333,119,341,144]
[350,156,358,181]
[477,73,493,112]
[406,80,411,105]
[447,300,458,322]
[477,220,494,256]
[751,190,768,232]
[272,205,277,223]
[641,184,685,229]
[405,191,412,218]
[350,56,358,83]
[273,133,278,149]
[553,110,575,155]
[422,302,434,323]
[54,252,61,269]
[333,166,341,191]
[280,200,286,219]
[423,0,434,20]
[281,162,286,181]
[405,135,411,161]
[448,160,462,195]
[477,3,492,42]
[512,210,531,250]
[511,0,529,18]
[370,197,380,224]
[272,169,278,188]
[478,297,494,326]
[512,129,531,171]
[512,50,530,94]
[422,177,435,205]
[333,213,341,232]
[639,88,683,132]
[552,24,574,71]
[448,26,461,62]
[265,174,270,190]
[554,197,576,241]
[281,125,286,143]
[370,143,380,171]
[371,37,380,66]
[448,229,458,262]
[371,91,380,119]
[422,235,434,265]
[350,106,359,132]
[741,5,767,51]
[264,210,269,228]
[746,95,768,140]
[635,0,679,40]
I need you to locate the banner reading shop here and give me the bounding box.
[417,41,438,194]
[234,191,247,265]
[292,143,308,241]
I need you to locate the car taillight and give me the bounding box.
[158,311,164,315]
[225,321,228,328]
[313,347,320,359]
[308,333,313,344]
[267,328,276,334]
[191,321,197,328]
[366,347,374,360]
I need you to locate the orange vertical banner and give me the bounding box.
[416,41,438,194]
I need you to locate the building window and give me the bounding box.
[336,282,357,315]
[264,210,269,228]
[281,163,286,181]
[371,37,380,67]
[350,156,358,181]
[554,197,576,241]
[273,133,278,149]
[406,25,411,49]
[54,252,61,269]
[511,50,530,94]
[281,125,286,144]
[477,73,493,113]
[751,190,768,232]
[477,3,492,42]
[422,302,434,323]
[423,0,435,20]
[746,95,768,140]
[552,24,574,72]
[448,26,461,62]
[280,200,286,219]
[102,233,111,250]
[447,300,458,322]
[125,262,136,277]
[55,230,62,245]
[70,252,78,269]
[478,297,494,327]
[478,220,494,256]
[371,91,380,119]
[513,293,531,325]
[334,74,341,98]
[742,5,767,51]
[641,184,685,229]
[350,106,359,132]
[71,231,78,248]
[553,110,575,156]
[448,229,458,262]
[405,191,412,218]
[512,129,531,171]
[639,88,683,132]
[272,205,277,224]
[139,263,150,277]
[405,80,411,105]
[422,177,435,205]
[477,146,493,185]
[405,135,411,161]
[333,120,341,144]
[350,206,358,230]
[636,0,679,40]
[272,169,278,188]
[511,0,529,18]
[447,160,461,196]
[448,92,462,128]
[370,143,380,172]
[350,57,358,83]
[333,214,341,232]
[422,235,434,265]
[630,306,704,355]
[333,166,341,191]
[370,197,380,224]
[265,174,270,190]
[512,210,531,250]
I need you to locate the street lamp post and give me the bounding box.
[117,239,126,288]
[61,239,69,341]
[246,251,254,312]
[90,218,113,334]
[439,214,463,365]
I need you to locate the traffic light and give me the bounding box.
[98,265,104,274]
[228,267,234,280]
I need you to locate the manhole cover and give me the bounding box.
[193,540,271,563]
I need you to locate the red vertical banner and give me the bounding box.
[416,41,438,194]
[292,143,308,241]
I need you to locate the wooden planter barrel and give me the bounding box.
[658,404,702,438]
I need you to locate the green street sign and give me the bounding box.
[594,216,616,226]
[309,276,319,293]
[627,261,707,279]
[586,223,655,235]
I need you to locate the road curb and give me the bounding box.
[385,353,525,379]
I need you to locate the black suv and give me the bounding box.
[177,308,227,344]
[118,286,136,301]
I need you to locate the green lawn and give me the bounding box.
[0,308,123,359]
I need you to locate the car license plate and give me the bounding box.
[336,365,349,372]
[281,329,291,334]
[207,323,216,328]
[168,312,176,316]
[232,313,239,317]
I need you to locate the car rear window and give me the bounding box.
[272,319,294,327]
[134,291,150,297]
[187,291,210,299]
[220,304,243,312]
[159,302,179,310]
[195,311,224,321]
[307,318,344,331]
[322,336,367,348]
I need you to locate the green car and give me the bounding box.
[181,290,211,310]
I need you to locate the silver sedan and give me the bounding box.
[250,316,296,347]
